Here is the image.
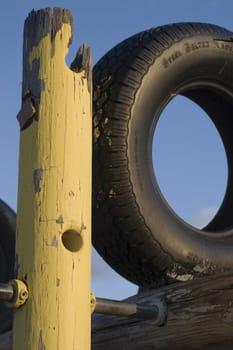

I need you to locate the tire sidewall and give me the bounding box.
[127,35,233,272]
[0,200,15,333]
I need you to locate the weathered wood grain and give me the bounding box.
[92,273,233,349]
[1,274,233,349]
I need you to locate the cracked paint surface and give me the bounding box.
[15,8,92,349]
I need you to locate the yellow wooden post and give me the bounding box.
[14,8,92,349]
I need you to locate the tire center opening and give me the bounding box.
[152,95,228,229]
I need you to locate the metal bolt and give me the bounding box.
[6,279,29,308]
[19,289,29,301]
[90,292,96,314]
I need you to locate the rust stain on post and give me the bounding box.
[16,93,36,130]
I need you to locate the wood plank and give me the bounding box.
[92,273,233,349]
[1,274,233,349]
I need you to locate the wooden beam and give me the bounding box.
[92,273,233,349]
[14,8,92,349]
[2,274,233,349]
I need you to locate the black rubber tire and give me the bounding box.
[0,199,15,333]
[93,22,233,287]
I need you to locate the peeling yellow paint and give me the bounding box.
[14,10,92,350]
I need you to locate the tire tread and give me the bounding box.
[93,22,233,286]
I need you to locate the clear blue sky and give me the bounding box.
[0,0,232,299]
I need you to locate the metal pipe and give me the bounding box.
[0,283,14,301]
[0,282,168,326]
[95,297,167,325]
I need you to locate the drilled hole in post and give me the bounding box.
[61,230,83,252]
